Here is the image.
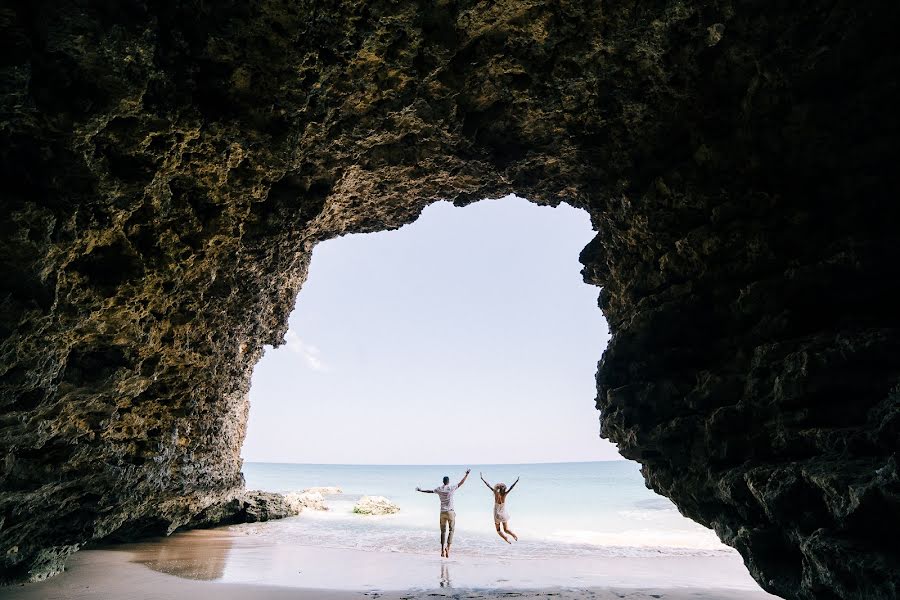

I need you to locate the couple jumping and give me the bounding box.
[416,468,520,557]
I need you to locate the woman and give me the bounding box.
[480,472,519,543]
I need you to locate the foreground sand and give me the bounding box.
[1,533,780,600]
[0,550,778,600]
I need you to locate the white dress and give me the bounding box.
[493,501,510,523]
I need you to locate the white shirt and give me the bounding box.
[433,484,458,512]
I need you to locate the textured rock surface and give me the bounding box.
[353,496,401,516]
[0,1,898,598]
[284,491,328,512]
[186,490,299,528]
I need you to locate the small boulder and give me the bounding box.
[352,495,400,515]
[284,491,328,512]
[243,491,300,522]
[186,490,299,528]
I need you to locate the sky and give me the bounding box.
[242,195,620,464]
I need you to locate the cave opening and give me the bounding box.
[242,195,611,466]
[232,195,730,575]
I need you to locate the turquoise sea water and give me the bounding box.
[241,461,728,559]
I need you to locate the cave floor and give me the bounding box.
[0,532,780,600]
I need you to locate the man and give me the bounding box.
[416,468,470,557]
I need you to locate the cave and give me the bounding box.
[1,2,898,599]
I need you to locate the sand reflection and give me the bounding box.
[440,563,452,588]
[128,530,234,581]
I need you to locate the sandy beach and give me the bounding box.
[0,528,779,600]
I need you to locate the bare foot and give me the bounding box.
[440,548,446,557]
[510,533,518,541]
[445,546,451,557]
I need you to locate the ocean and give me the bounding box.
[124,461,763,591]
[240,461,727,560]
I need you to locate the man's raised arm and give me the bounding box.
[416,487,434,493]
[457,468,471,487]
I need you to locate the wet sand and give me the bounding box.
[0,528,780,600]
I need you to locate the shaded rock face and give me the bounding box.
[0,1,898,597]
[184,491,299,529]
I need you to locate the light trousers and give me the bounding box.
[439,510,455,546]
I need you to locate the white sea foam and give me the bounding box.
[548,527,726,551]
[231,516,731,559]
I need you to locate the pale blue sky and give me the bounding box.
[242,195,621,464]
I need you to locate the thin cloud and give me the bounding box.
[284,330,329,372]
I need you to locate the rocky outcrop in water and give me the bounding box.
[1,1,898,598]
[187,491,299,528]
[353,496,401,516]
[284,491,329,512]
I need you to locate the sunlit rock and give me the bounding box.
[284,491,329,512]
[353,496,401,516]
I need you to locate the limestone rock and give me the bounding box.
[353,496,400,516]
[186,491,299,528]
[284,491,328,512]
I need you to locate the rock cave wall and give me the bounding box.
[1,1,898,598]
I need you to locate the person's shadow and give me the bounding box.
[440,563,452,588]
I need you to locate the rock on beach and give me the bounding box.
[352,496,400,515]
